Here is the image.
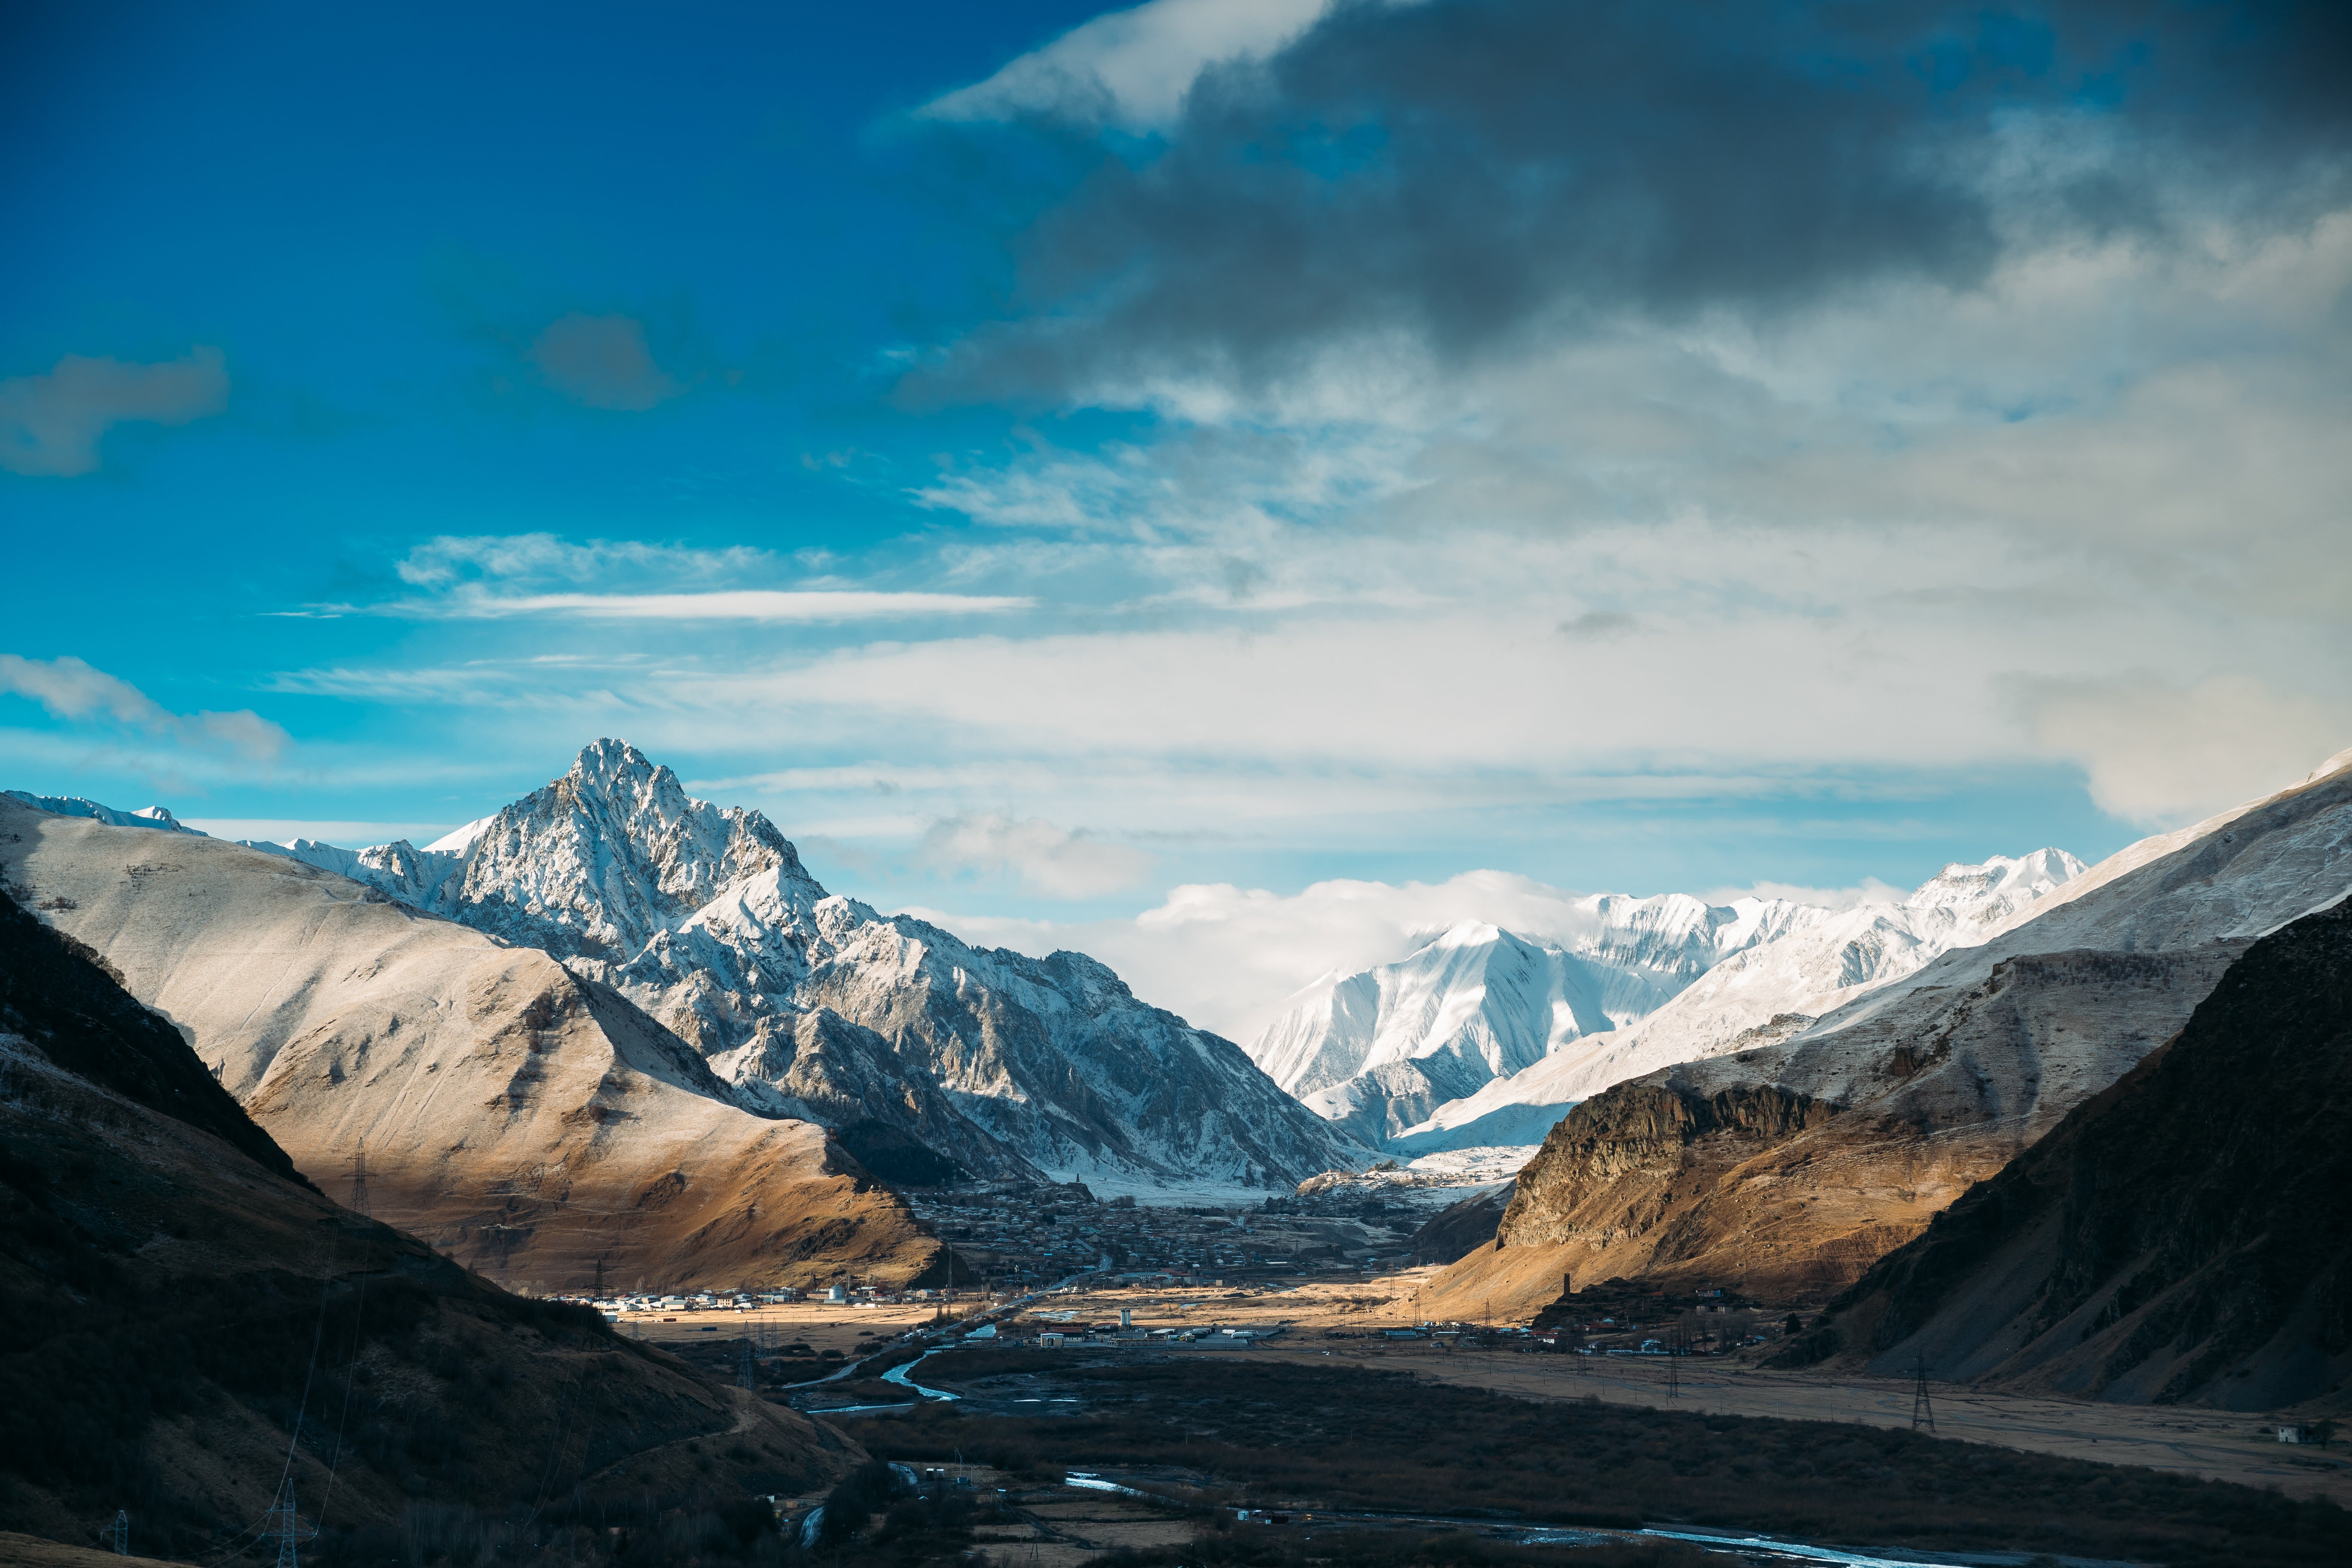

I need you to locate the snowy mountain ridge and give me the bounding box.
[3,791,202,835]
[1253,848,2084,1152]
[239,740,1360,1190]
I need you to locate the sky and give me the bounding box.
[4,0,2349,1043]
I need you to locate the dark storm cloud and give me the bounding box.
[911,0,2352,401]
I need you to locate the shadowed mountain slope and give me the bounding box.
[0,888,855,1559]
[1773,894,2352,1411]
[0,796,938,1294]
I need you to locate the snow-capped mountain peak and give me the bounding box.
[1249,851,2086,1153]
[456,738,817,960]
[1902,848,2085,922]
[153,738,1359,1190]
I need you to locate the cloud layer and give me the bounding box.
[916,0,2352,403]
[918,813,1153,898]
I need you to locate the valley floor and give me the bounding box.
[995,1274,2352,1507]
[1231,1344,2352,1507]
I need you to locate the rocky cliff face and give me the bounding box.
[255,740,1359,1190]
[1775,894,2352,1410]
[0,795,939,1293]
[1475,750,2352,1303]
[0,888,852,1555]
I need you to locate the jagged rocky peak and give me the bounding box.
[458,738,818,959]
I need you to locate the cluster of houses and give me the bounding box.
[1020,1305,1289,1349]
[553,1283,968,1318]
[906,1185,1417,1287]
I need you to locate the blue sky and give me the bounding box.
[5,1,2349,1037]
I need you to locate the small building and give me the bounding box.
[2277,1425,2315,1444]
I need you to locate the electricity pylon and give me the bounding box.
[1911,1354,1937,1434]
[262,1480,316,1568]
[344,1140,371,1218]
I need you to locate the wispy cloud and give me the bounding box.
[377,589,1036,621]
[319,533,1040,623]
[919,0,1334,132]
[917,812,1152,898]
[0,348,229,476]
[395,532,766,587]
[0,654,288,763]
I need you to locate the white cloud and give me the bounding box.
[917,813,1152,898]
[383,590,1036,622]
[395,533,767,587]
[528,314,682,411]
[0,348,228,476]
[0,654,289,764]
[2012,673,2352,827]
[921,0,1335,132]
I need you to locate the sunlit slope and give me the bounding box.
[0,797,937,1292]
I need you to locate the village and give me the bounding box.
[567,1177,1796,1369]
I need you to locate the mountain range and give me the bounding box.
[202,741,1360,1191]
[1427,745,2352,1318]
[1246,851,2084,1152]
[10,735,2352,1415]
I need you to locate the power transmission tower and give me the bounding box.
[739,1335,757,1391]
[1911,1355,1937,1434]
[344,1140,371,1218]
[111,1510,127,1555]
[262,1480,315,1568]
[593,1254,607,1297]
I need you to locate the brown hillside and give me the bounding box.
[0,799,938,1293]
[0,887,857,1560]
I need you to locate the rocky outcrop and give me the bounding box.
[1773,894,2352,1410]
[0,796,938,1293]
[1463,748,2352,1304]
[0,890,853,1556]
